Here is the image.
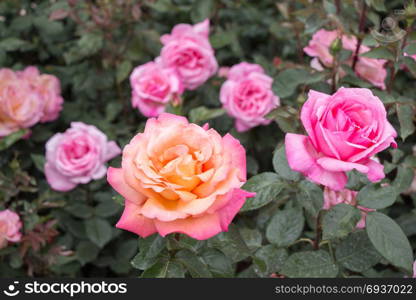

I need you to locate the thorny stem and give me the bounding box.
[352,1,367,71]
[314,211,323,250]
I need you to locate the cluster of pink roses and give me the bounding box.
[304,29,387,89]
[0,67,63,137]
[219,63,280,132]
[0,209,22,249]
[130,19,218,117]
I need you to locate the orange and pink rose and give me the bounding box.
[107,113,255,240]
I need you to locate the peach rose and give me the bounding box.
[0,69,44,137]
[107,113,255,240]
[323,187,374,229]
[0,209,22,249]
[18,66,64,122]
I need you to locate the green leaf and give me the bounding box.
[360,47,394,60]
[131,235,166,270]
[239,227,262,252]
[188,106,225,124]
[356,184,397,209]
[94,200,120,217]
[191,0,215,23]
[85,218,113,248]
[175,249,212,278]
[253,245,288,277]
[140,256,186,278]
[266,206,304,247]
[0,129,28,151]
[335,231,381,272]
[402,56,416,77]
[116,60,132,83]
[281,250,338,278]
[297,180,324,217]
[76,241,100,265]
[404,43,416,55]
[393,166,414,193]
[166,235,205,253]
[273,145,301,181]
[201,248,234,278]
[322,204,361,240]
[274,69,326,98]
[241,172,283,212]
[30,154,45,172]
[396,103,415,141]
[208,224,251,262]
[0,37,30,52]
[366,212,413,272]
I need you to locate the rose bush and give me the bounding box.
[0,0,415,279]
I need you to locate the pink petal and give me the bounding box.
[217,189,255,231]
[116,200,157,238]
[44,162,77,192]
[363,158,385,182]
[316,157,369,173]
[222,133,247,181]
[107,167,146,205]
[104,141,121,161]
[285,133,347,190]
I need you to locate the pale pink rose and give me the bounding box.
[130,60,183,117]
[45,122,121,191]
[18,66,64,122]
[323,187,374,229]
[0,70,44,137]
[0,209,22,249]
[304,29,387,90]
[160,19,218,90]
[107,113,255,240]
[220,63,280,132]
[285,88,397,191]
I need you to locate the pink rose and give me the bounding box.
[18,66,64,122]
[0,69,44,137]
[304,29,387,90]
[220,62,280,132]
[130,60,183,117]
[285,88,397,191]
[107,113,255,240]
[45,122,121,191]
[323,187,374,229]
[0,209,22,249]
[160,19,218,90]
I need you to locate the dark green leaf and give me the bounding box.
[360,47,394,60]
[85,218,113,248]
[175,249,212,278]
[0,129,28,151]
[396,103,415,141]
[266,206,304,247]
[366,212,413,272]
[131,235,166,270]
[273,145,301,181]
[335,231,381,272]
[322,204,361,240]
[30,154,45,172]
[241,172,283,212]
[253,245,288,277]
[356,184,397,209]
[201,248,234,278]
[191,0,215,23]
[297,180,324,217]
[189,106,225,124]
[281,250,338,278]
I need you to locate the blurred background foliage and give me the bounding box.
[0,0,415,278]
